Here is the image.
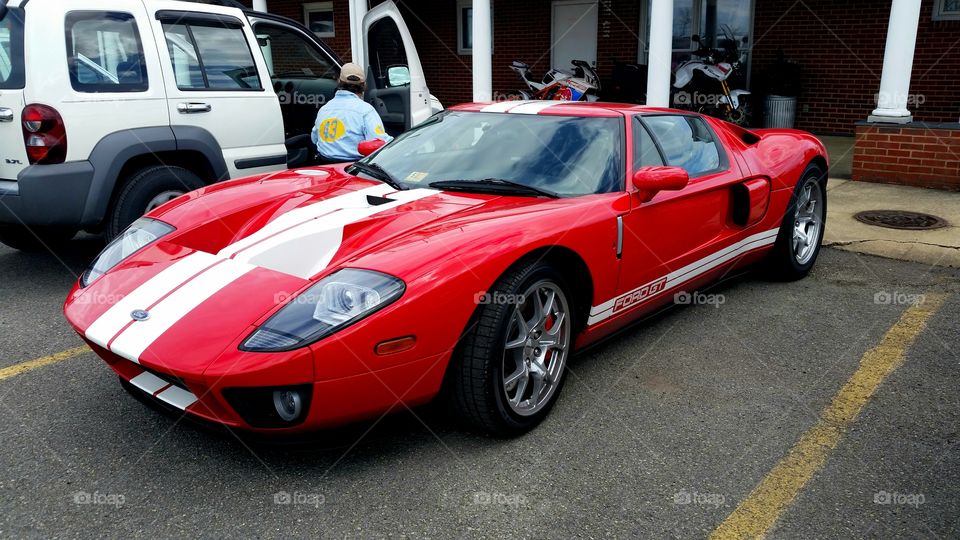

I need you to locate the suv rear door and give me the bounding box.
[147,1,286,179]
[0,4,27,181]
[362,0,432,135]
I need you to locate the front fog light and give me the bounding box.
[273,390,303,421]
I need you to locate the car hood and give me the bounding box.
[65,166,555,374]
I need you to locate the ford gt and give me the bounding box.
[63,101,828,436]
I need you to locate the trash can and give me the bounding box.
[764,95,797,128]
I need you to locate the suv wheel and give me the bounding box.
[107,166,204,240]
[0,225,77,252]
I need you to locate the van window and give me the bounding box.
[0,7,25,90]
[162,21,262,91]
[65,11,148,92]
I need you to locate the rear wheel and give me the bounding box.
[448,260,573,436]
[764,164,827,280]
[0,225,77,252]
[107,165,204,240]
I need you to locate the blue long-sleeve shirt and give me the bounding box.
[311,90,393,161]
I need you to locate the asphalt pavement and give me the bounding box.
[0,239,958,538]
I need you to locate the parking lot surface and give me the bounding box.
[1,240,958,538]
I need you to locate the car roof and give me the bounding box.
[450,101,682,117]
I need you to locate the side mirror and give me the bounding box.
[691,34,701,43]
[386,65,411,87]
[632,166,689,202]
[358,139,386,157]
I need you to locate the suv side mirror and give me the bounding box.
[633,166,689,202]
[691,34,700,43]
[387,65,411,87]
[358,139,386,157]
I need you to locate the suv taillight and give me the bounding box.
[22,104,68,165]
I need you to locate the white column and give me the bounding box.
[869,0,922,123]
[646,0,674,107]
[472,0,493,102]
[252,0,267,12]
[349,0,368,66]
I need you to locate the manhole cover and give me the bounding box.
[854,210,948,230]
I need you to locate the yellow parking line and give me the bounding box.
[0,346,91,381]
[711,293,948,540]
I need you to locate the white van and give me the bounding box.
[0,0,436,250]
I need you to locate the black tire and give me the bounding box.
[0,224,77,252]
[447,259,574,436]
[107,165,204,240]
[764,163,827,281]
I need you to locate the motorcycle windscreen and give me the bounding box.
[362,0,432,135]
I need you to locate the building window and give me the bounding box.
[457,0,493,55]
[304,2,334,38]
[934,0,960,20]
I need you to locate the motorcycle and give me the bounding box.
[672,26,751,125]
[509,59,601,102]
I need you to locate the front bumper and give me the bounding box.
[86,339,449,435]
[0,161,94,226]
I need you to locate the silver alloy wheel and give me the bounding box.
[502,280,571,416]
[145,190,184,213]
[792,178,823,265]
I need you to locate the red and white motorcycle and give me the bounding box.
[672,29,751,125]
[509,59,601,102]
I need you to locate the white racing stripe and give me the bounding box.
[156,385,198,410]
[508,101,561,115]
[480,100,530,113]
[129,371,170,395]
[84,251,220,349]
[109,259,255,364]
[226,188,439,279]
[587,228,780,325]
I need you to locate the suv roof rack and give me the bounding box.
[181,0,249,9]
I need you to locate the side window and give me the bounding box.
[65,11,148,93]
[643,115,724,177]
[161,17,262,91]
[254,24,337,81]
[633,117,664,169]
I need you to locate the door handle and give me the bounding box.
[177,102,212,114]
[0,108,13,123]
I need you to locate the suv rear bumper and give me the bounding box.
[0,161,95,227]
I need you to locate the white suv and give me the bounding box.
[0,0,435,250]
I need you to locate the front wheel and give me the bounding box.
[107,165,204,240]
[764,164,827,280]
[448,261,573,436]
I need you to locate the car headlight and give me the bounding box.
[241,268,405,352]
[80,218,175,287]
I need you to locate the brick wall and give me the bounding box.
[751,0,960,135]
[242,0,959,136]
[853,123,960,190]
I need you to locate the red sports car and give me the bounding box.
[63,102,828,436]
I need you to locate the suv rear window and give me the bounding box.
[65,11,148,92]
[0,7,25,89]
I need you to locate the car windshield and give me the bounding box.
[361,111,624,197]
[0,7,25,89]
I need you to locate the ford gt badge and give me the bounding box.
[130,309,150,322]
